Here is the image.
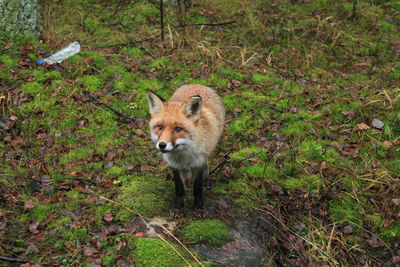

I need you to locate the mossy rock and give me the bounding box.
[180,219,233,247]
[132,238,202,267]
[112,175,173,221]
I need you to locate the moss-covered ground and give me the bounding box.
[1,0,399,266]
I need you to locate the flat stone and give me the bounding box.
[372,118,384,129]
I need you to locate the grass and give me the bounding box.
[0,0,399,266]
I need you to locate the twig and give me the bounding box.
[98,36,158,49]
[160,0,165,46]
[178,21,237,28]
[263,103,284,113]
[83,91,144,123]
[114,23,157,59]
[0,256,27,263]
[210,151,262,176]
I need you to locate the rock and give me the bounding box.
[372,119,384,129]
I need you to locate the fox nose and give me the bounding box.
[158,142,167,150]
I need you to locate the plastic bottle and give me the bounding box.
[38,42,81,65]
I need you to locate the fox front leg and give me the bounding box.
[193,165,207,218]
[170,168,185,218]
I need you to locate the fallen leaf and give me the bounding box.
[343,225,353,234]
[135,232,144,237]
[135,129,146,137]
[24,200,36,209]
[366,236,383,248]
[383,219,395,228]
[357,123,370,130]
[103,214,113,223]
[382,141,393,148]
[391,199,400,206]
[140,165,157,173]
[83,247,98,257]
[115,241,126,251]
[29,221,40,234]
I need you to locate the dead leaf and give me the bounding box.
[391,198,400,206]
[383,219,395,228]
[115,241,126,251]
[135,232,144,237]
[271,184,284,195]
[103,214,113,223]
[366,236,383,248]
[357,123,370,130]
[140,165,157,173]
[83,247,98,257]
[24,200,36,209]
[29,221,39,234]
[135,129,146,137]
[383,141,393,148]
[343,225,353,234]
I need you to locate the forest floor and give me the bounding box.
[1,0,399,266]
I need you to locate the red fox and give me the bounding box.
[147,84,225,218]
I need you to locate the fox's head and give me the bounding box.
[146,90,202,153]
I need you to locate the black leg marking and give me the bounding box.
[193,166,207,218]
[171,168,185,218]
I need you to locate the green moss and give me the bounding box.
[105,166,124,176]
[282,175,322,192]
[230,146,269,161]
[229,113,260,135]
[60,148,93,164]
[19,95,57,114]
[252,73,269,84]
[298,140,324,161]
[78,75,103,91]
[181,219,233,247]
[32,204,56,222]
[282,120,309,137]
[84,51,106,68]
[380,221,400,239]
[132,238,201,267]
[60,226,89,245]
[111,175,172,221]
[84,17,101,33]
[241,164,275,178]
[217,67,246,81]
[329,194,366,227]
[20,82,46,96]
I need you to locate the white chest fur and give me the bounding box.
[163,147,205,169]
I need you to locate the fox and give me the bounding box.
[146,84,225,218]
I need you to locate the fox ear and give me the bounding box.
[184,95,202,119]
[147,90,165,115]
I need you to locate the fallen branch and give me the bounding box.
[83,91,145,123]
[98,36,158,49]
[210,151,262,176]
[0,256,27,263]
[178,21,237,28]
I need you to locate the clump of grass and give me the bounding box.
[180,219,233,247]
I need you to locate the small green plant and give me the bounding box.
[181,219,233,247]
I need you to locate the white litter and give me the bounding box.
[38,42,80,65]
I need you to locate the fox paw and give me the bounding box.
[170,208,184,218]
[194,208,207,218]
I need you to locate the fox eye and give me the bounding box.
[156,125,164,130]
[175,127,183,133]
